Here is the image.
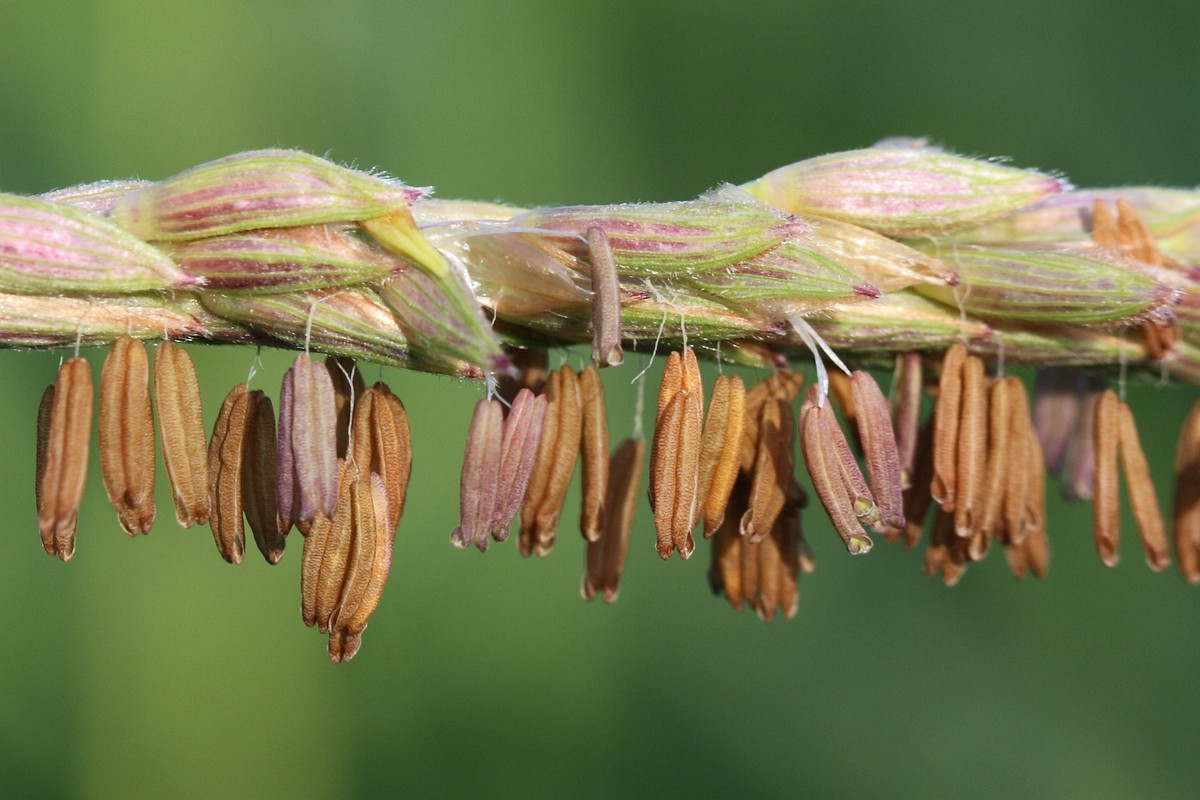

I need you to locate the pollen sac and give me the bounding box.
[207,383,252,564]
[583,437,645,603]
[740,397,792,544]
[1173,398,1200,585]
[154,342,210,527]
[649,348,704,560]
[242,390,285,564]
[490,388,547,541]
[799,387,874,555]
[519,365,583,557]
[452,398,504,552]
[697,374,746,537]
[0,193,191,294]
[36,357,94,562]
[577,368,610,542]
[99,336,157,536]
[742,144,1068,237]
[113,149,422,241]
[350,382,413,536]
[278,354,339,534]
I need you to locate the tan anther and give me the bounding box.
[519,364,582,557]
[586,226,624,368]
[651,390,702,560]
[583,437,644,603]
[242,390,285,564]
[697,374,745,537]
[1003,378,1034,544]
[740,371,803,472]
[37,357,93,561]
[1093,389,1120,568]
[851,370,905,532]
[954,355,988,538]
[753,513,783,622]
[325,355,364,458]
[207,383,251,564]
[707,477,748,611]
[329,474,389,636]
[578,366,609,542]
[931,343,966,511]
[977,376,1014,540]
[99,335,156,535]
[1173,398,1200,584]
[351,382,412,535]
[153,341,210,527]
[741,397,792,544]
[890,352,923,490]
[312,470,359,633]
[1117,400,1170,571]
[776,506,803,620]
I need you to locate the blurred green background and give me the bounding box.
[2,1,1199,797]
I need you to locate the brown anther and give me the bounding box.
[37,357,93,561]
[519,364,582,557]
[329,474,389,636]
[312,470,359,632]
[651,389,703,560]
[586,226,624,368]
[1117,401,1170,571]
[99,335,156,535]
[851,370,905,532]
[489,388,546,542]
[1002,376,1034,545]
[1173,398,1200,584]
[325,355,364,458]
[583,437,644,603]
[741,370,803,472]
[799,389,873,554]
[1093,389,1120,568]
[207,383,251,564]
[753,512,783,622]
[242,390,285,564]
[336,476,394,645]
[741,397,791,544]
[891,352,923,490]
[697,374,745,537]
[153,342,210,527]
[578,366,609,542]
[954,355,988,538]
[708,477,748,610]
[452,398,503,552]
[776,506,803,620]
[978,376,1014,540]
[931,342,966,511]
[350,382,412,536]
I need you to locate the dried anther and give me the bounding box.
[37,357,93,561]
[208,383,251,564]
[350,382,413,536]
[890,352,923,490]
[697,374,745,537]
[1173,398,1200,584]
[99,335,156,535]
[1117,401,1169,571]
[1093,389,1121,567]
[649,348,704,559]
[799,387,873,554]
[583,437,644,602]
[578,367,609,542]
[453,398,503,552]
[931,342,966,511]
[586,226,624,368]
[520,365,583,557]
[850,370,904,532]
[242,390,285,564]
[954,355,988,538]
[278,353,339,533]
[154,342,210,527]
[741,396,792,544]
